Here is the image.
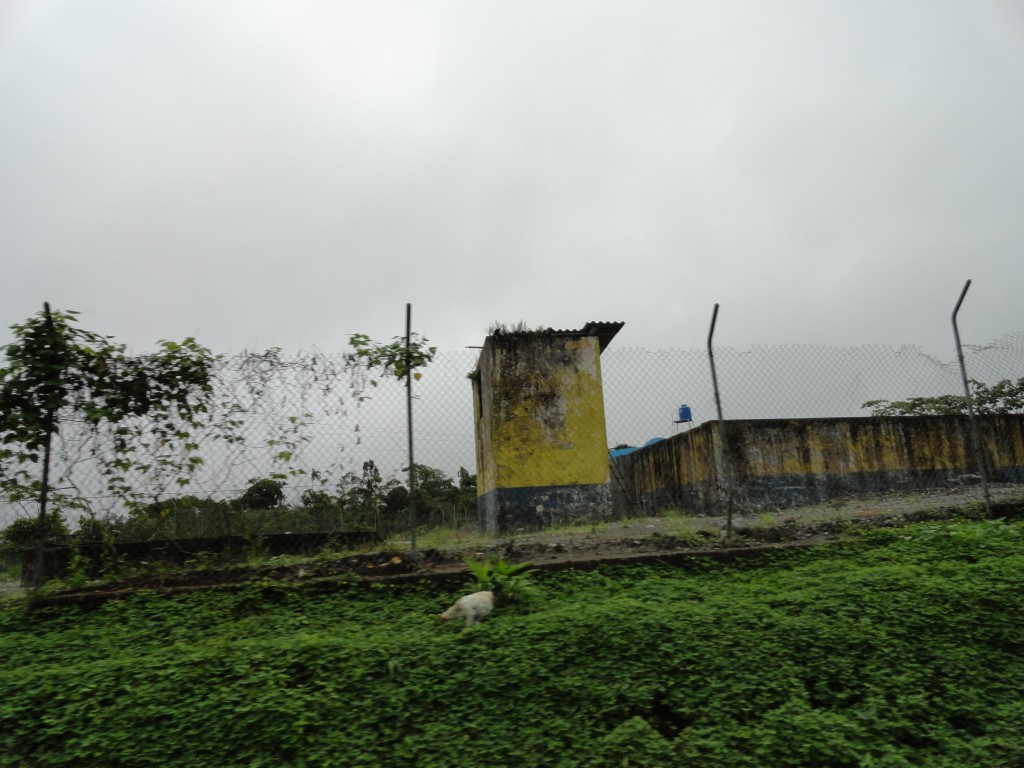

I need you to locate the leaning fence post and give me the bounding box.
[952,280,992,517]
[707,304,734,538]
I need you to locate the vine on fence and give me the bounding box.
[346,332,437,398]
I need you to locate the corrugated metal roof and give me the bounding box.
[548,321,625,353]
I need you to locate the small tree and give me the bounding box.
[0,512,68,567]
[336,460,382,526]
[863,377,1024,417]
[0,304,221,584]
[234,478,286,511]
[300,489,336,509]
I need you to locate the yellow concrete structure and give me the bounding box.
[472,322,623,533]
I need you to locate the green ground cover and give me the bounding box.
[1,519,1022,767]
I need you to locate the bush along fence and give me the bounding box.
[3,460,479,587]
[17,530,381,589]
[1,299,1023,586]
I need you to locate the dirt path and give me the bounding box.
[15,485,1024,607]
[415,484,1024,567]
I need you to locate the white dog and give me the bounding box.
[439,590,495,626]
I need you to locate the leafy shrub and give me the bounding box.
[1,520,1024,767]
[234,478,286,510]
[464,557,537,606]
[0,512,68,560]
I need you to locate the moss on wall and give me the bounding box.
[612,415,1024,516]
[472,332,613,532]
[476,334,609,490]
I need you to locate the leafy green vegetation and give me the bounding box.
[464,557,538,606]
[346,330,437,390]
[1,461,476,558]
[0,305,220,515]
[1,519,1023,767]
[863,376,1024,416]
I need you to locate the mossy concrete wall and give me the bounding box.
[610,415,1024,516]
[473,333,612,533]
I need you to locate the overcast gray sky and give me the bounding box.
[2,0,1023,360]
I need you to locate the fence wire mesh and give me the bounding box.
[2,332,1023,586]
[603,331,1024,531]
[602,331,1024,446]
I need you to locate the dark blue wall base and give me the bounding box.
[611,466,1024,517]
[478,483,612,534]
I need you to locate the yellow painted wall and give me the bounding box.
[474,334,610,492]
[730,418,998,478]
[613,415,1024,515]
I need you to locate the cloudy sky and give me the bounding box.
[2,0,1023,360]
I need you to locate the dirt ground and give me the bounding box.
[12,484,1024,605]
[153,484,1024,590]
[415,484,1022,561]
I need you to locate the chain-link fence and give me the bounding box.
[0,348,480,541]
[602,332,1024,445]
[602,331,1024,531]
[2,331,1023,585]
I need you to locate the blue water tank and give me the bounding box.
[677,404,692,422]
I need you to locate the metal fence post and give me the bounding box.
[952,280,992,517]
[707,304,734,538]
[406,303,418,558]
